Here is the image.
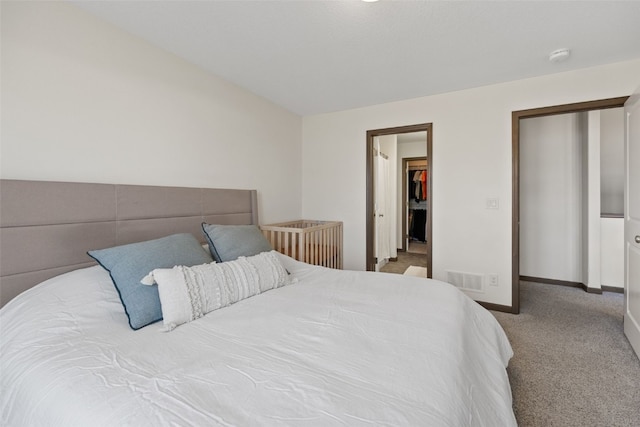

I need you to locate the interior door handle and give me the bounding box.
[636,235,640,244]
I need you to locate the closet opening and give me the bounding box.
[366,123,433,277]
[404,157,428,254]
[512,96,628,314]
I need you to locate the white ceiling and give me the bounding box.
[397,132,426,145]
[71,1,640,116]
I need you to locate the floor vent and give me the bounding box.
[446,270,484,292]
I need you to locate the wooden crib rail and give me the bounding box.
[260,220,343,269]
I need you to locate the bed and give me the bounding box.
[0,180,516,426]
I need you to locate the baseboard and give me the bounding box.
[476,300,513,313]
[520,275,582,288]
[602,285,624,294]
[520,275,603,294]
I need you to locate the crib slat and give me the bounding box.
[260,220,343,269]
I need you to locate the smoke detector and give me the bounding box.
[549,48,571,63]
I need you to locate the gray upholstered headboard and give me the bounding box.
[0,180,259,307]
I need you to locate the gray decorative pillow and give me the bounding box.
[88,233,213,330]
[201,223,273,262]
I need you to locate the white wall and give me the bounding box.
[586,111,602,290]
[599,108,625,289]
[580,112,590,288]
[600,108,625,215]
[601,218,624,288]
[520,113,585,283]
[0,2,302,224]
[301,59,640,307]
[5,3,637,308]
[490,103,620,292]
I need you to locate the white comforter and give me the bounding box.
[1,255,516,426]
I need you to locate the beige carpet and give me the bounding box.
[379,251,427,275]
[408,241,428,254]
[403,265,427,277]
[491,281,640,427]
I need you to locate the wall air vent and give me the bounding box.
[446,270,484,292]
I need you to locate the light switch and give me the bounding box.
[486,198,499,210]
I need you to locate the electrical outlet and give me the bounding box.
[488,274,499,287]
[486,198,499,209]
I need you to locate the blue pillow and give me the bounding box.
[201,223,273,262]
[88,233,213,330]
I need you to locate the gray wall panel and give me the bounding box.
[202,189,253,215]
[117,185,202,220]
[116,217,205,246]
[0,222,116,276]
[0,180,258,307]
[0,180,115,227]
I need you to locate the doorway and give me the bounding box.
[511,96,628,314]
[366,123,433,277]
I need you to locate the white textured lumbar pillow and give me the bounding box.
[142,250,290,330]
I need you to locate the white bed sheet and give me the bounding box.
[1,254,516,426]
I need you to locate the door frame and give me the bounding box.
[511,96,628,314]
[366,123,433,276]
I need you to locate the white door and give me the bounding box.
[624,91,640,358]
[375,152,390,270]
